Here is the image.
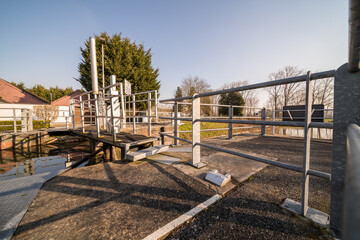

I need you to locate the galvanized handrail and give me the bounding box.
[158,69,335,219]
[343,124,360,238]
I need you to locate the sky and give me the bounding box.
[0,0,348,106]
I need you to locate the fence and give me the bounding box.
[69,76,158,141]
[159,70,334,217]
[0,108,33,132]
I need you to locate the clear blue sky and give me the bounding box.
[0,0,348,103]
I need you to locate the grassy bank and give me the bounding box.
[0,120,50,131]
[179,122,260,140]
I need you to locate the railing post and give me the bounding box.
[132,94,136,134]
[119,83,126,128]
[94,94,101,138]
[301,71,312,216]
[174,101,178,145]
[228,105,233,139]
[79,96,85,133]
[13,108,17,133]
[28,109,33,131]
[272,109,275,134]
[88,93,92,125]
[331,63,360,233]
[261,107,266,136]
[43,110,46,128]
[148,92,152,136]
[70,99,76,130]
[66,116,69,129]
[191,94,204,168]
[110,93,116,142]
[155,90,158,121]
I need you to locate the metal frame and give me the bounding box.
[159,69,335,217]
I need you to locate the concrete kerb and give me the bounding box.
[143,194,222,240]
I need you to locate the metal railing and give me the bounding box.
[343,124,360,239]
[69,77,158,142]
[0,108,33,132]
[159,69,334,217]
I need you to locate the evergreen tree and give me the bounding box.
[219,92,245,116]
[76,32,160,109]
[174,87,183,112]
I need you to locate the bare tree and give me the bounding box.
[179,75,212,115]
[267,66,304,116]
[312,77,334,108]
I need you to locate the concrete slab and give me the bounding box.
[146,154,181,165]
[281,198,330,227]
[126,145,169,161]
[172,147,276,194]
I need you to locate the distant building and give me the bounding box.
[0,78,49,121]
[0,78,48,104]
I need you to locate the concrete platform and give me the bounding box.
[11,161,216,240]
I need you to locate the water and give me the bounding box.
[0,142,89,181]
[274,128,333,140]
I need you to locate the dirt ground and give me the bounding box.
[12,134,333,239]
[166,135,333,239]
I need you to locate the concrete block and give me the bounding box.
[281,198,329,227]
[205,169,231,187]
[126,145,169,161]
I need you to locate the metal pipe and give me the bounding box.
[90,37,99,95]
[343,124,360,238]
[160,70,335,103]
[348,0,360,72]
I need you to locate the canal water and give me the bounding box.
[274,128,333,140]
[0,139,90,181]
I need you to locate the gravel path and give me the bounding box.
[167,135,332,239]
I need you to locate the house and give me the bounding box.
[0,78,49,121]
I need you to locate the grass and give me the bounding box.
[179,122,260,140]
[0,120,50,131]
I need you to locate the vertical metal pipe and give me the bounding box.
[110,93,116,142]
[102,43,105,92]
[80,96,85,133]
[88,93,92,125]
[70,99,75,130]
[148,92,152,136]
[94,94,100,138]
[132,94,136,134]
[228,105,233,139]
[43,110,46,128]
[155,90,158,119]
[174,101,178,145]
[272,109,275,134]
[191,95,202,168]
[90,37,99,95]
[13,108,17,133]
[119,83,126,128]
[301,71,313,216]
[348,0,360,72]
[261,108,266,136]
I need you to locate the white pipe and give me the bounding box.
[90,37,99,94]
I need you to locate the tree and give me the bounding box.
[179,76,212,115]
[174,87,184,112]
[10,82,73,102]
[220,80,259,115]
[219,92,245,116]
[266,66,304,116]
[76,32,160,110]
